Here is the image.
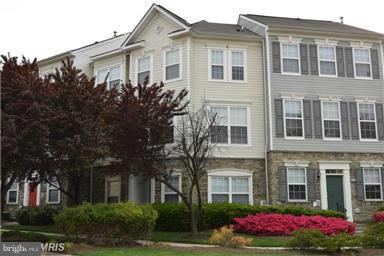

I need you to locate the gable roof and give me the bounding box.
[243,14,384,39]
[190,20,257,38]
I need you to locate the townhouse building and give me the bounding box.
[4,4,383,222]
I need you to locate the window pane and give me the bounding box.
[324,120,341,138]
[359,104,375,121]
[230,108,247,126]
[322,102,339,120]
[364,168,381,183]
[138,71,150,85]
[283,59,299,73]
[164,194,179,202]
[232,66,244,80]
[356,63,371,77]
[211,50,224,65]
[319,46,335,60]
[138,57,150,72]
[166,49,179,66]
[211,177,229,193]
[212,194,229,203]
[285,119,303,137]
[232,177,249,193]
[354,49,370,63]
[165,176,179,193]
[289,185,306,200]
[166,64,180,80]
[285,100,302,118]
[360,122,376,139]
[109,79,121,90]
[212,107,228,125]
[365,185,381,200]
[48,189,59,202]
[230,126,248,144]
[232,51,244,66]
[211,126,228,143]
[232,194,249,204]
[97,69,108,84]
[288,167,306,183]
[107,180,120,197]
[320,61,336,75]
[282,44,299,58]
[110,66,121,81]
[212,66,224,79]
[8,191,17,203]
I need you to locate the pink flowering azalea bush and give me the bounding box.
[233,213,355,236]
[373,211,384,222]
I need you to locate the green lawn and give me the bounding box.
[74,245,319,256]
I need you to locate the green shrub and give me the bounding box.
[1,231,49,242]
[287,229,361,253]
[54,201,158,245]
[361,222,384,248]
[153,203,345,232]
[378,206,384,211]
[16,206,58,225]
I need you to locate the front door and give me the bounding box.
[326,176,344,213]
[28,182,38,206]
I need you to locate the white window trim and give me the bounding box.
[283,99,305,140]
[136,55,153,85]
[6,181,19,205]
[46,182,61,204]
[321,101,342,141]
[287,166,308,202]
[207,169,253,205]
[280,42,301,76]
[105,176,121,203]
[207,48,247,83]
[94,64,124,89]
[317,45,338,78]
[209,105,251,147]
[229,49,247,83]
[163,47,182,83]
[353,48,373,80]
[161,172,182,203]
[363,167,383,201]
[357,102,378,142]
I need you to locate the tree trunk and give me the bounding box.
[190,206,199,237]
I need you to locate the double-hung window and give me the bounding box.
[164,48,181,81]
[287,167,307,201]
[318,46,336,76]
[281,43,300,74]
[162,174,182,203]
[322,101,341,139]
[284,99,304,138]
[353,48,372,79]
[46,180,60,204]
[6,181,19,204]
[210,49,225,80]
[105,176,121,203]
[363,168,382,200]
[230,51,245,81]
[137,56,152,85]
[209,176,251,204]
[96,65,122,90]
[211,106,249,145]
[358,103,377,140]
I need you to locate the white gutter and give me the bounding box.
[381,41,384,90]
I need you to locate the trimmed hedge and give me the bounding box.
[153,203,345,232]
[16,206,58,225]
[54,201,158,245]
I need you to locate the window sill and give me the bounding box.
[164,77,182,83]
[6,202,18,205]
[284,137,305,140]
[215,143,252,148]
[281,72,301,76]
[360,139,379,142]
[323,138,343,141]
[319,74,337,78]
[287,200,308,203]
[46,201,60,205]
[364,199,383,202]
[208,79,247,84]
[354,76,373,80]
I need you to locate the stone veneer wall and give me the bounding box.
[267,151,384,222]
[154,158,267,204]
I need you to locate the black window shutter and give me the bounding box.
[376,103,384,141]
[278,166,288,202]
[371,49,380,79]
[275,99,284,138]
[340,102,350,140]
[355,168,365,201]
[309,45,318,75]
[272,42,281,73]
[307,168,317,202]
[336,46,345,77]
[303,100,313,138]
[312,100,322,139]
[349,102,360,140]
[300,44,309,75]
[345,47,355,77]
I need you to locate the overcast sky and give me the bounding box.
[1,0,384,60]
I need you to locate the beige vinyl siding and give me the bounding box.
[39,60,66,76]
[190,38,265,158]
[129,12,187,95]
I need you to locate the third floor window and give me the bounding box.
[281,43,300,74]
[318,46,336,76]
[164,48,181,82]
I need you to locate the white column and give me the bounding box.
[36,183,41,206]
[343,169,354,222]
[320,169,327,210]
[23,180,29,207]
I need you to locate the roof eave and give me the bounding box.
[37,51,74,66]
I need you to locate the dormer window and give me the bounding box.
[318,46,336,76]
[281,43,300,75]
[353,48,372,79]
